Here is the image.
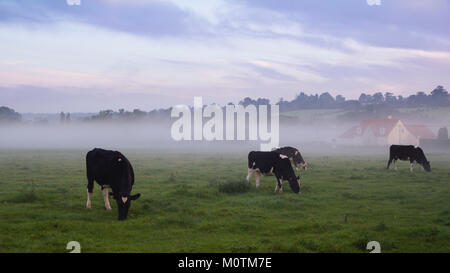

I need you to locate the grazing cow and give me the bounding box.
[247,151,301,194]
[272,146,307,170]
[387,145,431,172]
[86,148,141,220]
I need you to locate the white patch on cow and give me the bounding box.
[102,188,112,210]
[122,196,128,203]
[279,154,288,159]
[295,151,299,155]
[118,158,122,162]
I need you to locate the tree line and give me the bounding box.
[1,85,448,123]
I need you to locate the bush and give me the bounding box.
[7,190,39,203]
[215,179,250,194]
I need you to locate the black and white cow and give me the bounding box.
[272,146,307,170]
[86,148,141,220]
[247,151,301,194]
[387,145,431,172]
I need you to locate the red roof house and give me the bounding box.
[338,117,436,146]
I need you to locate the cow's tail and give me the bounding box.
[248,151,255,169]
[387,145,394,169]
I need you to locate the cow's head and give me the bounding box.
[293,150,307,170]
[287,175,302,194]
[423,161,431,172]
[299,162,308,170]
[109,192,141,220]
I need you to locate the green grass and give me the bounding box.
[0,149,449,253]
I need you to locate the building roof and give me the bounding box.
[404,124,436,139]
[339,118,400,138]
[340,125,359,138]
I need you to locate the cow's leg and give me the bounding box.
[246,168,254,184]
[86,180,94,209]
[102,187,112,210]
[274,177,280,192]
[394,160,398,171]
[410,162,414,172]
[274,174,282,193]
[255,171,261,188]
[86,189,93,209]
[387,156,393,170]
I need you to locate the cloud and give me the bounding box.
[366,0,381,6]
[1,0,450,111]
[244,62,298,82]
[0,0,211,38]
[234,0,450,51]
[0,85,189,113]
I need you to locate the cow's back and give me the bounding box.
[273,147,296,157]
[273,146,305,165]
[248,151,279,173]
[390,145,415,160]
[86,148,133,186]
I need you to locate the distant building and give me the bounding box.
[421,127,450,151]
[338,116,435,146]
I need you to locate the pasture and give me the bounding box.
[0,148,449,253]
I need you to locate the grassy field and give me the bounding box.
[0,148,449,253]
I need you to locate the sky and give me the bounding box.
[0,0,450,113]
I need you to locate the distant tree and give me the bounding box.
[359,93,368,103]
[318,92,334,106]
[335,95,345,103]
[0,106,21,122]
[132,109,147,119]
[239,97,254,107]
[373,92,384,104]
[438,127,448,140]
[430,85,448,106]
[255,98,270,105]
[385,92,396,103]
[96,110,114,120]
[65,112,71,123]
[59,112,65,123]
[239,97,270,107]
[416,91,428,106]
